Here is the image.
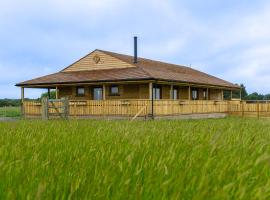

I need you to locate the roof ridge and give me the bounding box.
[98,49,154,79]
[98,49,190,69]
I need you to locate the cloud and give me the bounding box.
[0,0,270,98]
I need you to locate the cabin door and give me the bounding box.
[93,87,103,100]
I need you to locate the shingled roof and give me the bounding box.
[16,49,240,89]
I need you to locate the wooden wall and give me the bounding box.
[58,84,224,100]
[58,83,150,100]
[63,50,135,72]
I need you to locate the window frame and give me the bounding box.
[153,86,162,100]
[93,87,103,100]
[173,88,178,100]
[191,89,199,100]
[76,87,85,97]
[109,85,120,96]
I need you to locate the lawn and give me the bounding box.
[1,117,270,199]
[0,106,21,117]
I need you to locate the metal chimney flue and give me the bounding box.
[134,36,137,63]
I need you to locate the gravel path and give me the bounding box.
[0,117,19,121]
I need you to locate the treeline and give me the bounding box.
[240,84,270,100]
[0,99,21,107]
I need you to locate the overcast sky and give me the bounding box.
[0,0,270,98]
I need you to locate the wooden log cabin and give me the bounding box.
[16,37,242,119]
[16,42,240,102]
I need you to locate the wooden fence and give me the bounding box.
[22,99,270,119]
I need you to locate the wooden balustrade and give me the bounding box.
[22,99,270,119]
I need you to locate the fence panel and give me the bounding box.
[22,99,270,119]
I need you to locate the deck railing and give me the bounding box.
[22,99,270,119]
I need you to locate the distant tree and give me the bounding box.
[245,92,264,100]
[41,90,56,99]
[240,84,248,99]
[0,99,21,107]
[263,94,270,100]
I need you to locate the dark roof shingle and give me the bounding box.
[16,50,240,89]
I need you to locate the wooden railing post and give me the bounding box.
[241,101,244,118]
[257,101,259,119]
[63,97,69,119]
[21,87,25,118]
[42,97,48,120]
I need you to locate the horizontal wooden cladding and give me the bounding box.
[23,99,270,118]
[63,50,135,72]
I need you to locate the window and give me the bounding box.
[192,89,198,100]
[203,89,207,100]
[153,86,161,100]
[110,86,119,96]
[173,88,178,100]
[93,87,103,100]
[76,87,85,96]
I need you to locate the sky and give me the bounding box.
[0,0,270,98]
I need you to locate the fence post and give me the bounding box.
[42,97,48,120]
[63,97,69,119]
[257,101,259,119]
[241,101,244,117]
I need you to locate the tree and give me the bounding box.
[240,84,248,99]
[41,90,56,99]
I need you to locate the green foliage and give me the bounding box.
[0,99,21,107]
[239,84,270,100]
[41,90,56,99]
[0,107,21,117]
[1,118,270,199]
[240,84,248,98]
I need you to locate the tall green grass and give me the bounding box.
[0,106,21,117]
[1,118,270,199]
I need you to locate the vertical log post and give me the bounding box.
[149,82,154,119]
[188,86,191,101]
[63,97,69,119]
[42,97,48,120]
[241,101,244,118]
[170,85,173,99]
[48,88,51,99]
[240,89,242,100]
[257,101,259,119]
[102,84,106,100]
[221,89,224,101]
[21,87,25,118]
[56,86,59,99]
[207,88,209,100]
[170,84,174,115]
[231,90,233,100]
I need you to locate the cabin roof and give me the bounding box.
[16,49,240,89]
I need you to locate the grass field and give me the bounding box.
[1,117,270,199]
[0,106,21,117]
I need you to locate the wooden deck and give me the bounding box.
[22,99,270,119]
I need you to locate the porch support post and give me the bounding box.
[207,88,209,100]
[48,88,51,99]
[149,82,153,99]
[240,89,242,100]
[56,86,59,99]
[149,82,154,119]
[231,90,233,100]
[188,85,191,100]
[102,84,106,100]
[21,87,25,117]
[21,87,25,103]
[221,89,224,101]
[170,84,173,99]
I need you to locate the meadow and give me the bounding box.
[1,117,270,199]
[0,106,21,118]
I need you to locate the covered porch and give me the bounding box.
[20,80,241,102]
